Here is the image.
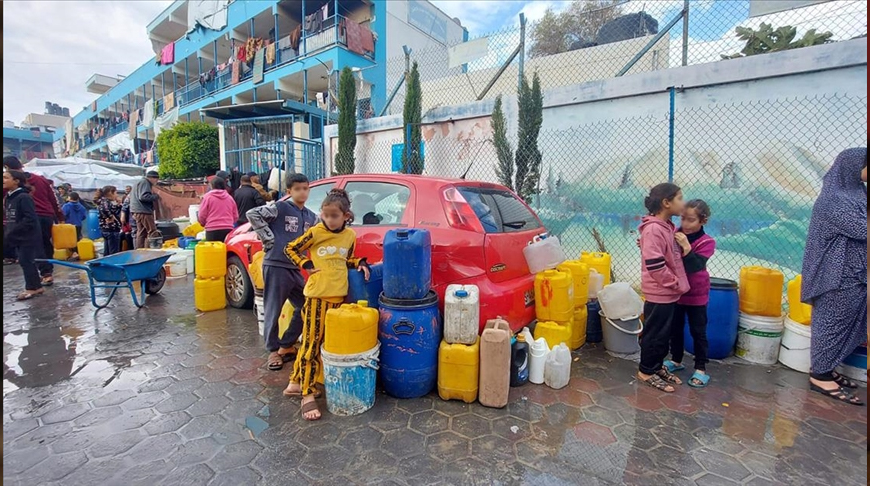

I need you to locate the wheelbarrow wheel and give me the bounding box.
[145,267,166,295]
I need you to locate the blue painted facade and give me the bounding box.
[64,0,388,161]
[3,127,56,160]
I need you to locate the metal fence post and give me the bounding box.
[518,13,526,90]
[668,86,676,183]
[682,0,690,67]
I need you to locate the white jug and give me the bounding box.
[529,337,549,384]
[544,343,571,389]
[598,282,643,321]
[523,236,566,275]
[444,284,480,345]
[588,269,604,300]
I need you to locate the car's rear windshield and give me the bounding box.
[457,187,542,234]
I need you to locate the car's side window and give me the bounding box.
[344,182,411,226]
[305,183,335,215]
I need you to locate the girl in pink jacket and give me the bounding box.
[198,177,238,242]
[638,183,690,393]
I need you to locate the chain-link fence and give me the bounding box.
[344,91,867,289]
[373,0,867,118]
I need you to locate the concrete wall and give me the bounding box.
[325,38,867,186]
[23,113,69,130]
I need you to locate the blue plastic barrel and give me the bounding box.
[347,263,384,309]
[382,229,431,300]
[321,343,380,416]
[586,300,602,343]
[86,209,101,240]
[684,277,739,359]
[378,291,441,398]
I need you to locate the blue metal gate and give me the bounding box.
[222,115,325,182]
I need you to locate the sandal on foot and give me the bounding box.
[40,276,54,286]
[16,289,44,301]
[810,383,864,406]
[267,352,284,371]
[283,384,321,398]
[663,360,685,373]
[832,371,859,389]
[301,399,322,420]
[640,374,675,393]
[688,371,710,388]
[278,348,297,362]
[656,367,683,385]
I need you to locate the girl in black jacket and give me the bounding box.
[4,170,44,300]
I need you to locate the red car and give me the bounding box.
[224,174,546,332]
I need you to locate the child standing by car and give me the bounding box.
[283,188,370,420]
[638,183,689,393]
[664,200,716,388]
[62,192,88,241]
[247,174,317,371]
[4,170,44,300]
[98,185,123,256]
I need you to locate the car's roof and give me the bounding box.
[315,173,502,187]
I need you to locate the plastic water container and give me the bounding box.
[53,248,71,260]
[77,238,96,261]
[557,260,589,309]
[182,222,204,238]
[437,338,479,403]
[600,311,642,355]
[586,300,603,343]
[254,294,265,338]
[523,235,566,274]
[86,209,101,240]
[383,229,432,300]
[739,266,784,317]
[249,251,265,290]
[510,331,530,388]
[736,313,784,365]
[588,269,604,300]
[535,269,574,322]
[778,317,811,373]
[479,319,511,408]
[189,204,200,223]
[685,278,739,359]
[324,301,379,355]
[534,321,570,350]
[786,275,812,325]
[194,241,226,278]
[165,253,188,278]
[544,343,571,389]
[580,251,612,285]
[598,282,643,321]
[529,337,549,384]
[378,291,441,398]
[322,343,380,416]
[569,306,588,350]
[194,276,226,311]
[347,263,383,309]
[444,284,480,345]
[52,224,77,250]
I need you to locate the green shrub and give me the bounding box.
[156,122,219,179]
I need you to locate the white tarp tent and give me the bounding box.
[26,157,146,177]
[24,159,142,191]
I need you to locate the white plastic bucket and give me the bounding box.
[778,317,811,373]
[189,204,200,223]
[254,295,265,338]
[599,310,642,355]
[321,343,380,416]
[736,313,784,365]
[165,254,188,278]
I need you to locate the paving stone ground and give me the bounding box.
[3,266,867,485]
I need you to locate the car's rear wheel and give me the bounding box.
[226,255,254,309]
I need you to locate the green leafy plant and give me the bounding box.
[722,23,834,59]
[335,67,357,175]
[401,61,424,174]
[492,95,514,190]
[515,72,543,204]
[530,0,624,58]
[155,121,219,179]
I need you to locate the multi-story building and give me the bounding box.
[58,0,466,179]
[4,102,71,160]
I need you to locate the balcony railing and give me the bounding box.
[81,15,373,151]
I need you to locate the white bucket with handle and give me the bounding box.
[778,317,811,373]
[599,310,642,354]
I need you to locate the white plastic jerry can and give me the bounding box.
[444,284,480,345]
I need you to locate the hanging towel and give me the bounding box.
[161,42,175,65]
[128,109,139,138]
[360,24,375,53]
[345,20,364,55]
[163,91,175,111]
[141,99,154,128]
[265,43,276,64]
[237,45,246,62]
[231,61,241,84]
[290,25,302,51]
[304,11,322,34]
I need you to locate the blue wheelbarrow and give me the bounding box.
[38,250,171,309]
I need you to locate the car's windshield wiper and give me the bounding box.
[503,221,527,229]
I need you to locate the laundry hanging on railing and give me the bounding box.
[107,131,137,155]
[360,23,375,53]
[141,99,154,128]
[163,91,175,111]
[187,0,229,33]
[160,42,175,65]
[231,61,241,85]
[154,107,179,138]
[128,110,139,139]
[265,43,276,64]
[245,37,264,63]
[304,9,323,34]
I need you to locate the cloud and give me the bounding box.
[430,0,520,35]
[2,1,171,126]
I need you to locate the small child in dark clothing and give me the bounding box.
[4,170,44,300]
[98,185,123,255]
[62,192,88,240]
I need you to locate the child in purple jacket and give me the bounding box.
[638,183,690,393]
[664,200,716,388]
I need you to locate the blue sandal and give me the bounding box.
[663,360,685,373]
[688,371,710,388]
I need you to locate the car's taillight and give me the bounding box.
[441,187,484,233]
